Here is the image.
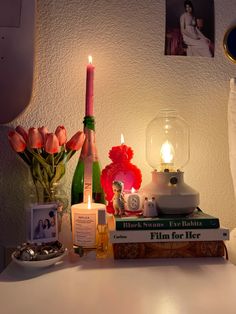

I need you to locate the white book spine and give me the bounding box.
[109,228,229,243]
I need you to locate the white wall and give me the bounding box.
[1,0,236,246]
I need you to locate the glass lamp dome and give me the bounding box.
[146,109,189,172]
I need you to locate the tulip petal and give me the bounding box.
[39,126,49,145]
[8,130,26,152]
[28,128,43,149]
[55,126,67,146]
[45,133,59,154]
[15,125,28,142]
[66,131,85,151]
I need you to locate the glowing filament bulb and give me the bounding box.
[160,140,174,163]
[131,187,135,193]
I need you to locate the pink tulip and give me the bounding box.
[45,133,59,154]
[28,128,43,149]
[15,125,28,142]
[55,125,67,145]
[38,126,49,144]
[66,131,85,151]
[8,130,26,152]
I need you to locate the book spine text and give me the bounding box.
[110,228,229,243]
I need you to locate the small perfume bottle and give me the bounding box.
[96,209,109,258]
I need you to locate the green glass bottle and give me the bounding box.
[71,116,105,205]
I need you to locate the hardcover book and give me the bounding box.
[112,241,226,259]
[114,208,220,230]
[109,227,229,243]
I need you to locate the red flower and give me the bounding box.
[28,128,43,149]
[45,133,59,154]
[15,125,28,142]
[66,131,85,151]
[38,126,49,145]
[8,130,26,152]
[55,125,67,145]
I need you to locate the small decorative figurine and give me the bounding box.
[112,181,125,216]
[143,197,158,217]
[101,139,142,214]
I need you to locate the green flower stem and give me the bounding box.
[32,175,40,202]
[31,164,52,200]
[18,152,31,166]
[54,152,62,164]
[29,149,53,178]
[54,151,67,165]
[48,155,56,184]
[65,150,76,162]
[51,163,65,184]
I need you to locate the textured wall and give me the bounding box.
[1,0,236,246]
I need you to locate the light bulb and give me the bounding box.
[160,140,174,163]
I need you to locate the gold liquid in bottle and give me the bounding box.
[96,209,109,258]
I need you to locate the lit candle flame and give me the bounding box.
[121,133,125,145]
[131,187,135,193]
[88,55,93,64]
[88,195,91,209]
[160,140,174,163]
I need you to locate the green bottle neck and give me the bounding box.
[84,116,95,131]
[80,115,98,160]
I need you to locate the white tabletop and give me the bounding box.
[1,254,236,314]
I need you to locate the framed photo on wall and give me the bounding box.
[30,203,58,243]
[165,0,215,57]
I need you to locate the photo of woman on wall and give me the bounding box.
[165,0,214,57]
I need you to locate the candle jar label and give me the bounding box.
[126,194,141,211]
[73,212,96,248]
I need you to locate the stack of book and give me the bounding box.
[108,208,229,259]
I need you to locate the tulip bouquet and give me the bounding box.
[8,125,85,203]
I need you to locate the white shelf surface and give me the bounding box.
[0,254,236,314]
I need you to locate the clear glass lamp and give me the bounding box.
[141,109,199,215]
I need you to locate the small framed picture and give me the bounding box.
[30,203,58,243]
[165,0,214,57]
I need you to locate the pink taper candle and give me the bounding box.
[85,55,95,116]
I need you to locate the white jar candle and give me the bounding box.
[71,198,106,248]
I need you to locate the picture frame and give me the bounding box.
[30,203,58,243]
[165,0,215,57]
[223,26,236,63]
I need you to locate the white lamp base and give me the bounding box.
[140,170,199,215]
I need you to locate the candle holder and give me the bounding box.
[124,188,143,215]
[141,109,199,215]
[101,141,142,214]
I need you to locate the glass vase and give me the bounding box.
[28,170,69,244]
